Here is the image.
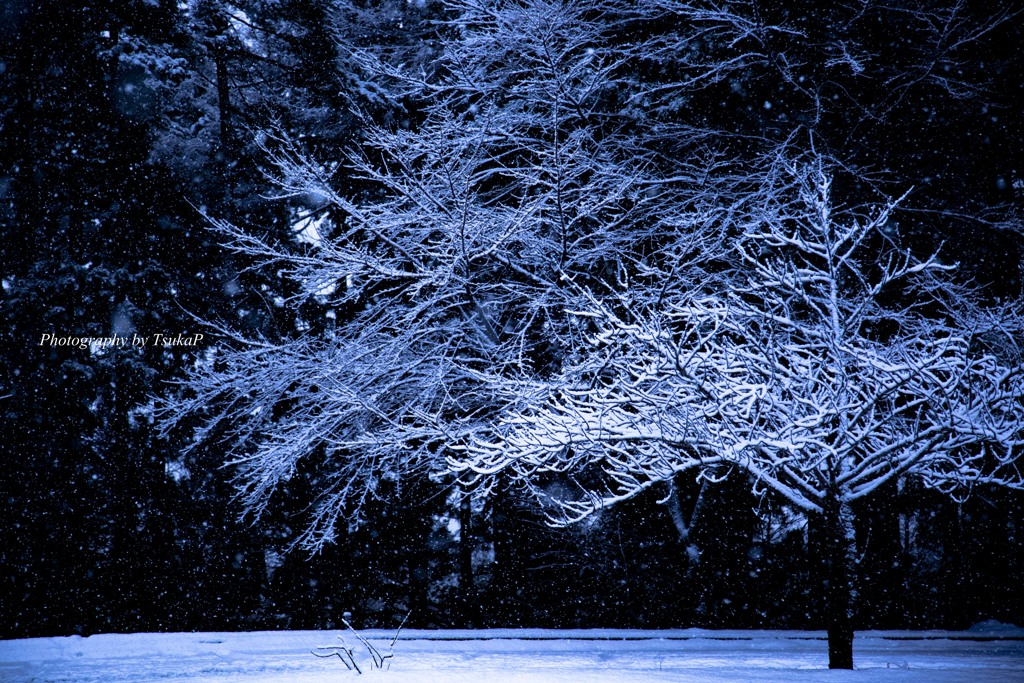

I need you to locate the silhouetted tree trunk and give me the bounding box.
[459,493,476,625]
[823,496,856,669]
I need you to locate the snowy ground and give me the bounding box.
[2,625,1023,682]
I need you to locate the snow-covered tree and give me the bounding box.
[458,152,1024,668]
[160,0,730,550]
[160,0,1024,663]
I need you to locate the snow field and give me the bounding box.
[2,627,1022,682]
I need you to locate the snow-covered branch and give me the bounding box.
[457,156,1024,521]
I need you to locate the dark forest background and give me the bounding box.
[2,0,1023,639]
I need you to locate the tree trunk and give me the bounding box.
[211,43,234,211]
[823,497,857,669]
[458,493,477,626]
[490,483,523,623]
[213,46,232,162]
[202,2,234,212]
